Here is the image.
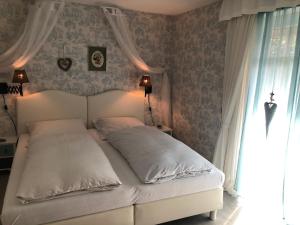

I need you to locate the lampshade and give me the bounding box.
[139,75,151,87]
[139,75,152,97]
[12,70,29,84]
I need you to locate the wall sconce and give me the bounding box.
[0,70,29,96]
[139,74,155,125]
[139,75,152,97]
[12,69,29,96]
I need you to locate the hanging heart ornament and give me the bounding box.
[57,58,72,71]
[264,102,277,137]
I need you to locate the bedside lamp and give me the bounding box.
[139,75,152,97]
[12,69,29,96]
[139,74,155,125]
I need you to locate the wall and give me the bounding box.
[0,0,226,161]
[0,1,172,136]
[171,1,227,161]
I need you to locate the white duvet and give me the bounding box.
[16,132,121,204]
[107,126,213,184]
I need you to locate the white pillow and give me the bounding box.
[93,117,144,138]
[27,119,86,141]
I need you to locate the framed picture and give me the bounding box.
[88,46,106,71]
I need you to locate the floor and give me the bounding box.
[162,193,240,225]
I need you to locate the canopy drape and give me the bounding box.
[220,0,300,21]
[0,0,65,72]
[234,7,300,224]
[213,15,257,194]
[102,6,171,127]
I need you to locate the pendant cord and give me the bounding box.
[270,73,276,102]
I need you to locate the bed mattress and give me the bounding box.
[1,133,135,225]
[89,129,225,204]
[1,130,224,225]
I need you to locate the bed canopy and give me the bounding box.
[0,0,171,127]
[0,0,65,72]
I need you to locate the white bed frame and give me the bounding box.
[15,90,223,225]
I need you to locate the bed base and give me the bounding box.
[41,188,222,225]
[44,206,134,225]
[134,188,223,225]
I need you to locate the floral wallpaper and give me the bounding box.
[0,0,226,161]
[0,1,171,136]
[171,1,227,161]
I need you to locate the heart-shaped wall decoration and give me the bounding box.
[57,58,72,71]
[264,102,277,137]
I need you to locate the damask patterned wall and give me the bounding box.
[0,0,226,161]
[171,1,227,161]
[0,0,26,136]
[0,0,172,136]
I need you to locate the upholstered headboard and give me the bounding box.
[87,90,144,128]
[16,89,145,134]
[16,90,87,134]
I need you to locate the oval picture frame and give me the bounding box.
[88,46,106,71]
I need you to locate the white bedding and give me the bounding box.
[1,134,135,225]
[107,126,213,184]
[90,130,225,204]
[1,130,224,225]
[17,131,121,204]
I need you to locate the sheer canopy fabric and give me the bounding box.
[0,0,65,72]
[213,15,257,194]
[220,0,300,21]
[235,8,300,224]
[102,6,171,127]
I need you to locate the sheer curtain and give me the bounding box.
[102,6,171,127]
[220,0,300,20]
[213,15,256,194]
[0,0,65,72]
[235,7,300,224]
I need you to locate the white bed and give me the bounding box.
[1,134,134,225]
[1,90,224,225]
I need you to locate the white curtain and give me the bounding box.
[213,15,257,194]
[0,0,65,72]
[102,6,171,127]
[235,7,300,224]
[220,0,300,21]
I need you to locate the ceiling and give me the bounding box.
[69,0,219,15]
